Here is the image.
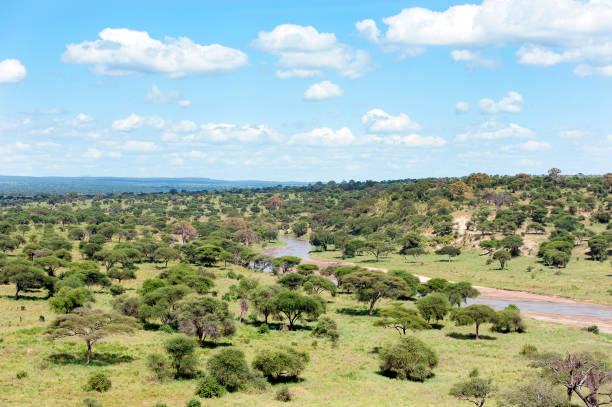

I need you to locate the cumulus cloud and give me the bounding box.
[145,84,179,104]
[275,69,321,79]
[355,19,381,43]
[304,81,343,100]
[0,59,26,83]
[456,121,534,142]
[361,109,421,132]
[479,91,523,114]
[178,100,192,107]
[199,123,283,143]
[83,148,121,159]
[112,114,165,131]
[450,49,500,69]
[503,140,552,151]
[62,28,248,77]
[366,134,446,147]
[252,24,372,79]
[289,127,355,146]
[360,1,612,75]
[558,129,589,139]
[123,140,158,151]
[455,101,470,113]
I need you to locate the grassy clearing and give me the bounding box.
[311,249,612,304]
[1,263,611,407]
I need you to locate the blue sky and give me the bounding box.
[1,0,611,181]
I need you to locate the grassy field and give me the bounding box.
[1,262,611,407]
[311,249,612,304]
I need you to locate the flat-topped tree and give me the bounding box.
[272,256,301,274]
[450,304,496,340]
[342,270,410,316]
[47,308,139,364]
[272,290,322,330]
[0,260,55,299]
[375,304,430,335]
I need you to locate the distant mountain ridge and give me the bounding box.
[0,175,309,194]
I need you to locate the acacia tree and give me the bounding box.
[493,250,511,269]
[46,308,139,364]
[0,261,55,299]
[272,290,322,330]
[342,271,409,316]
[450,371,496,407]
[450,305,496,340]
[436,245,461,262]
[532,352,612,407]
[173,221,197,244]
[375,304,430,335]
[358,234,395,262]
[174,294,236,344]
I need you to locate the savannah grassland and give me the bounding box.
[1,260,611,407]
[311,248,612,304]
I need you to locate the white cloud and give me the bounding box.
[558,129,589,139]
[361,109,421,132]
[364,1,612,74]
[574,63,612,77]
[178,100,191,107]
[607,134,612,143]
[503,140,552,151]
[172,120,198,132]
[355,19,381,43]
[0,59,26,83]
[185,150,207,158]
[289,127,355,146]
[123,140,158,151]
[83,148,103,159]
[455,101,471,113]
[65,113,93,127]
[366,133,446,147]
[252,24,372,79]
[199,123,283,143]
[456,121,534,142]
[63,28,248,77]
[145,84,179,103]
[479,91,523,114]
[304,81,343,100]
[275,69,321,79]
[112,114,165,131]
[451,49,500,69]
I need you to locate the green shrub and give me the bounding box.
[159,324,175,334]
[195,375,225,398]
[164,334,199,379]
[84,371,112,392]
[206,348,250,392]
[582,325,600,334]
[185,399,201,407]
[252,347,309,382]
[492,306,526,333]
[519,344,539,358]
[275,386,293,402]
[311,316,339,342]
[257,323,270,334]
[153,404,169,407]
[16,370,27,379]
[146,353,173,382]
[379,336,438,381]
[109,284,125,296]
[82,398,102,407]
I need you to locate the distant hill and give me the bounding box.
[0,176,309,194]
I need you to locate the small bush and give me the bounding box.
[206,348,250,392]
[519,344,538,358]
[492,306,526,333]
[158,325,175,334]
[16,370,27,379]
[252,347,309,382]
[82,398,102,407]
[379,336,438,381]
[185,399,201,407]
[146,353,173,382]
[195,375,225,399]
[109,284,125,296]
[153,404,169,407]
[84,372,112,392]
[257,323,270,334]
[582,325,600,335]
[275,386,293,402]
[311,317,339,342]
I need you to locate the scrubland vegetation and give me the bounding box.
[0,170,611,406]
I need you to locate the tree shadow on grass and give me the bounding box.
[429,323,444,330]
[199,340,233,348]
[375,370,435,381]
[46,352,134,366]
[2,294,47,301]
[446,332,497,341]
[268,376,305,385]
[335,307,379,317]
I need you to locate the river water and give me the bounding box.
[263,236,612,321]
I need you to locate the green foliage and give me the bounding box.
[174,294,235,343]
[82,398,103,407]
[252,347,310,381]
[206,348,250,392]
[449,370,496,407]
[275,387,294,402]
[195,375,225,398]
[84,371,112,392]
[16,370,27,379]
[49,286,93,313]
[342,270,410,316]
[185,399,202,407]
[146,353,173,382]
[450,305,497,339]
[375,304,430,334]
[519,344,539,358]
[272,290,323,329]
[492,305,526,333]
[311,316,339,342]
[379,336,438,381]
[164,334,199,379]
[416,293,450,323]
[493,250,512,269]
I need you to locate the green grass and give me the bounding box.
[0,263,611,407]
[311,249,612,304]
